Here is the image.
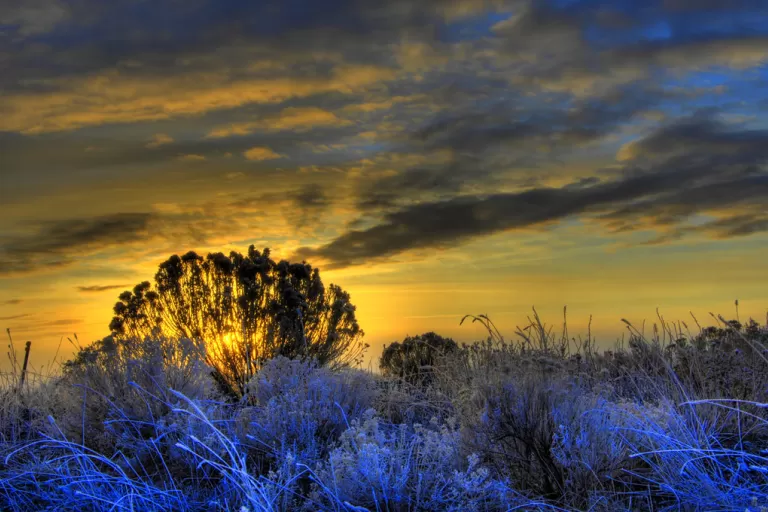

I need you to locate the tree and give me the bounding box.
[109,245,366,398]
[379,332,458,386]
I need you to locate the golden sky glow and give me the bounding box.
[2,0,768,371]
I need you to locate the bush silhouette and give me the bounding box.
[106,245,366,398]
[380,332,458,386]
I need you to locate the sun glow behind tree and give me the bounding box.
[108,246,367,398]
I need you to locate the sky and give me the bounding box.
[2,0,768,372]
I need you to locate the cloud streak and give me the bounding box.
[243,146,283,161]
[298,115,768,268]
[0,213,155,275]
[76,284,131,293]
[0,65,396,134]
[207,107,352,138]
[0,313,30,321]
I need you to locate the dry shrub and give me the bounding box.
[308,411,530,512]
[238,356,379,466]
[431,310,768,509]
[0,372,65,446]
[57,334,214,456]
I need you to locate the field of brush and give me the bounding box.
[2,310,768,511]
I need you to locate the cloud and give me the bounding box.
[0,198,308,277]
[76,284,131,293]
[2,299,23,305]
[616,113,768,163]
[243,146,283,161]
[207,124,255,138]
[0,0,504,134]
[43,318,81,326]
[356,85,656,210]
[492,2,768,96]
[291,183,330,209]
[289,183,333,228]
[341,95,426,114]
[0,313,30,321]
[703,214,768,238]
[10,318,82,332]
[4,0,768,284]
[299,180,652,268]
[146,133,174,148]
[297,114,768,268]
[0,213,156,275]
[0,65,396,134]
[0,0,69,36]
[207,107,352,138]
[177,154,206,162]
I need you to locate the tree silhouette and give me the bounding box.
[379,332,458,386]
[109,246,366,398]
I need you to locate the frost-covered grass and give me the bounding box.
[1,311,768,511]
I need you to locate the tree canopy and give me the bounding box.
[108,245,366,397]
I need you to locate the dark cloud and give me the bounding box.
[358,161,484,211]
[298,114,768,268]
[2,299,23,305]
[619,113,768,163]
[358,82,657,210]
[662,0,766,13]
[290,183,332,225]
[298,189,581,268]
[0,0,499,93]
[0,132,226,175]
[41,318,80,326]
[0,193,339,276]
[0,313,30,321]
[76,284,131,293]
[641,213,768,245]
[4,0,768,105]
[491,1,768,94]
[0,0,70,37]
[0,213,155,275]
[225,184,334,230]
[10,318,82,331]
[408,85,652,154]
[705,214,768,238]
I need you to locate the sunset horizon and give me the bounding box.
[2,0,768,371]
[2,240,766,373]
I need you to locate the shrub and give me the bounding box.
[308,411,526,511]
[0,371,65,446]
[109,247,367,398]
[469,375,568,501]
[374,376,456,426]
[549,394,646,509]
[380,332,459,387]
[238,356,378,468]
[613,398,768,510]
[0,389,302,512]
[58,333,214,455]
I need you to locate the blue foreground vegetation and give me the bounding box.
[1,312,767,511]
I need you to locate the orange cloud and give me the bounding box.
[1,65,396,134]
[341,95,426,113]
[243,146,282,161]
[146,133,174,148]
[207,106,352,138]
[177,154,206,161]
